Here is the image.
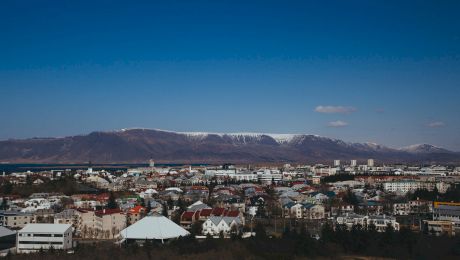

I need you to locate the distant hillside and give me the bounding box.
[0,129,459,164]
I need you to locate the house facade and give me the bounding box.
[202,216,242,237]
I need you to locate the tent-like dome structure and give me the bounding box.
[119,215,189,242]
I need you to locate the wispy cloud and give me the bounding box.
[315,105,356,114]
[328,120,349,127]
[427,121,445,128]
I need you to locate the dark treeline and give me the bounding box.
[5,224,460,260]
[0,176,83,197]
[409,185,460,202]
[321,174,355,183]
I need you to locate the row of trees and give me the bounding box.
[409,185,460,202]
[0,175,81,197]
[4,221,460,260]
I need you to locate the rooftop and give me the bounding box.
[19,224,72,233]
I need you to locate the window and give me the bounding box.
[34,234,52,237]
[19,241,63,245]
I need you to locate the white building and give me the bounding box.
[228,172,258,182]
[202,216,242,237]
[367,215,400,232]
[334,160,341,167]
[367,159,374,167]
[393,203,411,215]
[256,169,282,184]
[283,202,325,220]
[336,214,399,232]
[382,181,419,194]
[17,224,73,253]
[350,160,357,167]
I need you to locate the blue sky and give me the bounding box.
[1,0,460,150]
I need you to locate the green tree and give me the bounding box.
[254,222,267,239]
[0,197,8,210]
[107,192,118,209]
[145,200,152,214]
[190,221,202,236]
[343,189,359,205]
[26,175,33,186]
[162,203,168,217]
[1,181,13,194]
[139,197,145,207]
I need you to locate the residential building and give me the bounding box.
[393,203,411,215]
[283,202,325,220]
[79,209,126,239]
[127,206,146,224]
[367,215,400,232]
[54,209,81,233]
[202,216,242,237]
[422,220,456,236]
[336,214,399,232]
[0,211,34,229]
[382,181,419,194]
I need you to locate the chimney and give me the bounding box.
[103,209,106,214]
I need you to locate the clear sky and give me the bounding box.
[1,0,460,150]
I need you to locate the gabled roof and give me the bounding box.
[181,211,196,221]
[207,216,241,226]
[211,207,226,216]
[188,201,211,212]
[225,210,240,217]
[208,216,223,226]
[302,203,318,209]
[283,201,299,208]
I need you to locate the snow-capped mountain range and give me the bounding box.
[0,128,458,164]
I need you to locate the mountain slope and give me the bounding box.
[0,129,458,164]
[399,144,453,154]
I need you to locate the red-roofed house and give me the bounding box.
[198,208,213,221]
[180,211,199,229]
[80,208,126,239]
[128,206,146,224]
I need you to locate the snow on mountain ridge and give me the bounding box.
[115,128,397,149]
[399,144,450,153]
[180,132,301,144]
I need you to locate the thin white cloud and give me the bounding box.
[315,105,356,114]
[427,121,445,128]
[328,120,349,127]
